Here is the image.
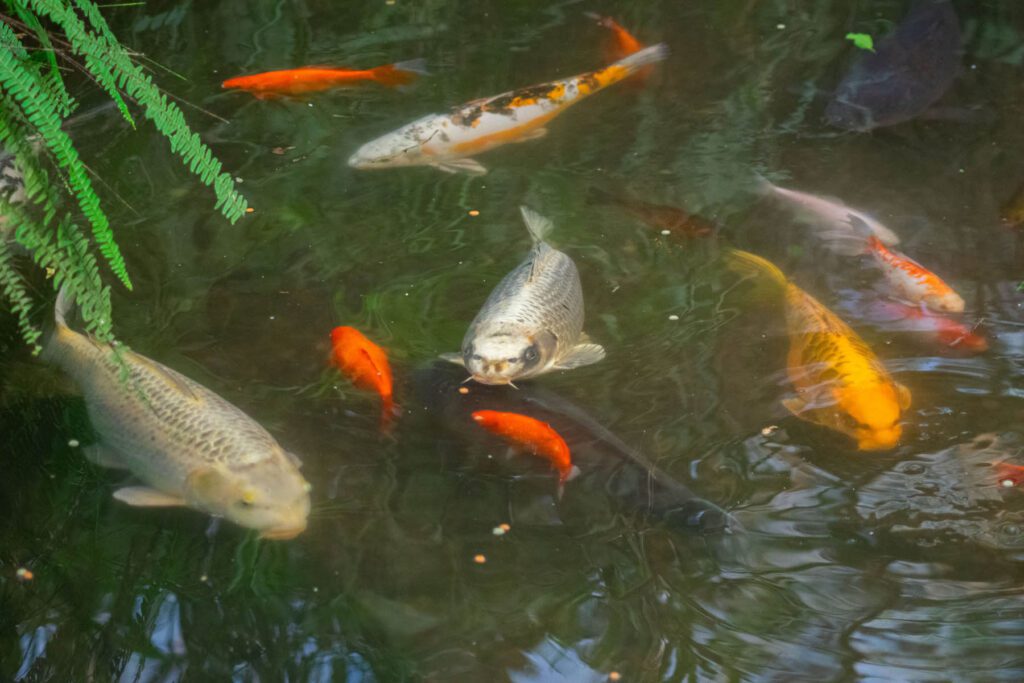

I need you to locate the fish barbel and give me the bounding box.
[441,206,605,385]
[728,249,911,451]
[43,289,311,539]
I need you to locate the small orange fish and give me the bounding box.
[471,410,579,490]
[330,326,397,431]
[222,59,427,98]
[585,13,651,84]
[588,187,714,239]
[864,236,964,313]
[866,300,987,353]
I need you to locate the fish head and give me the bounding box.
[835,382,910,451]
[464,333,552,385]
[925,291,965,314]
[186,456,312,540]
[825,96,877,132]
[347,118,435,170]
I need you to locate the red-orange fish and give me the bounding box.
[865,300,987,354]
[330,326,397,431]
[471,410,579,491]
[585,13,651,84]
[589,187,715,239]
[223,59,427,98]
[994,462,1024,487]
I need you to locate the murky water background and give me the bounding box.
[3,0,1024,680]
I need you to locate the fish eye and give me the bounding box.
[523,347,539,362]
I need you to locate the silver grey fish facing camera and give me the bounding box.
[43,289,311,539]
[442,206,605,385]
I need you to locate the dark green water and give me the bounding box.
[4,0,1024,680]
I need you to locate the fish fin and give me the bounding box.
[896,383,912,410]
[553,343,606,370]
[390,58,429,76]
[439,352,466,367]
[515,127,548,143]
[519,205,555,244]
[752,171,775,196]
[380,397,400,434]
[556,465,581,500]
[609,42,669,72]
[358,348,385,379]
[186,466,236,504]
[782,396,808,417]
[725,249,788,290]
[113,486,187,508]
[432,158,488,175]
[284,450,304,468]
[82,443,127,469]
[375,58,429,89]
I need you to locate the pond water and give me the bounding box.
[3,0,1024,680]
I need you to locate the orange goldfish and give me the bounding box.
[584,13,650,84]
[994,462,1024,488]
[222,59,427,97]
[471,410,579,491]
[588,187,714,239]
[330,326,398,431]
[728,250,911,451]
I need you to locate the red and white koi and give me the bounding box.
[347,44,668,175]
[863,235,965,313]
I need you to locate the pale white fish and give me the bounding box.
[441,206,605,384]
[42,288,312,539]
[348,43,669,175]
[756,175,901,247]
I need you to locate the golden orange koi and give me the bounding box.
[728,249,911,451]
[347,44,668,175]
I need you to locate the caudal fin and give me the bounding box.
[374,58,429,88]
[379,396,400,434]
[725,249,788,290]
[520,205,555,243]
[815,213,890,256]
[610,42,668,74]
[42,285,75,364]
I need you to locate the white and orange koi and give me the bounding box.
[347,44,668,175]
[863,235,964,313]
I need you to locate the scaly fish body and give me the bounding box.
[866,236,964,313]
[471,409,575,483]
[43,290,311,539]
[222,59,427,97]
[348,44,668,175]
[330,326,398,431]
[729,250,910,451]
[443,207,605,385]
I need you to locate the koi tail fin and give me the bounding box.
[520,205,554,243]
[725,249,789,291]
[42,284,76,365]
[373,58,429,88]
[608,42,668,77]
[582,11,614,28]
[814,213,891,257]
[557,464,581,500]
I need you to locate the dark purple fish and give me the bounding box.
[826,0,961,131]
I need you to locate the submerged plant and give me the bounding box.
[0,0,247,351]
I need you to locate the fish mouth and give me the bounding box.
[259,523,307,541]
[470,374,515,386]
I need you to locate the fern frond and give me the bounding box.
[0,233,41,351]
[0,41,132,289]
[37,0,248,222]
[11,5,77,118]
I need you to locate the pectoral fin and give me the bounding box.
[439,352,466,367]
[553,343,606,370]
[432,158,488,175]
[113,486,187,507]
[82,443,128,469]
[896,383,912,410]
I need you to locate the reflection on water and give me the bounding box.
[3,0,1024,680]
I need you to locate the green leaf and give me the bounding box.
[845,32,876,53]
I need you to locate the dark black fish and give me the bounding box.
[412,361,734,535]
[826,0,961,131]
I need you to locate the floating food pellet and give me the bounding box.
[199,574,208,582]
[468,210,480,217]
[609,673,621,682]
[473,554,487,564]
[499,523,511,532]
[660,230,671,236]
[68,439,80,448]
[492,526,506,536]
[458,387,470,395]
[668,314,679,321]
[16,567,33,581]
[761,425,778,436]
[1002,479,1015,488]
[245,207,255,214]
